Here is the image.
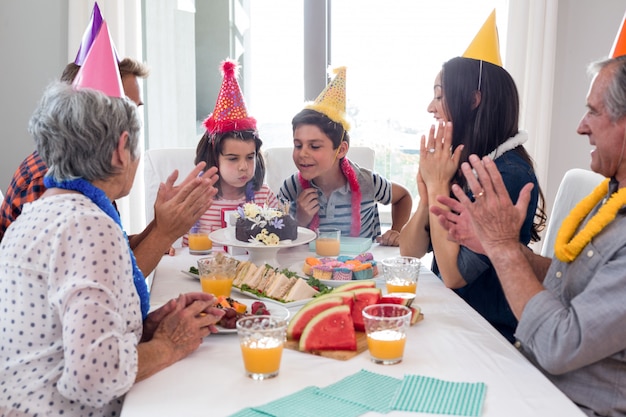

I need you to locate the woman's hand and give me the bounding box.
[419,122,463,190]
[150,294,225,363]
[295,188,320,227]
[142,292,220,342]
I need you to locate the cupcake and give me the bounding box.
[353,263,373,280]
[332,267,352,281]
[368,260,378,277]
[303,257,321,275]
[312,264,333,280]
[355,252,374,262]
[336,255,352,263]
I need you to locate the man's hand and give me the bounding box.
[448,155,533,256]
[430,196,486,254]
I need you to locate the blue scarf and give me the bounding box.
[44,177,150,319]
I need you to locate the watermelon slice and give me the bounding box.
[299,305,356,351]
[331,280,376,293]
[380,292,415,307]
[351,287,382,332]
[287,295,344,341]
[409,305,422,325]
[320,291,354,310]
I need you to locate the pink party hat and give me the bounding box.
[72,21,124,98]
[610,12,626,58]
[74,2,104,65]
[203,59,257,134]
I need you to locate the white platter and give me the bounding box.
[179,269,315,308]
[209,227,316,267]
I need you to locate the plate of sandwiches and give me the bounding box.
[183,258,326,308]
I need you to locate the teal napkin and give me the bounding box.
[318,369,402,413]
[252,386,368,417]
[228,408,270,417]
[391,375,486,416]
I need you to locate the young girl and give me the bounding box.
[182,60,278,245]
[278,67,411,246]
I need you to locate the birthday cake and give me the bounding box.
[303,253,378,281]
[235,203,298,245]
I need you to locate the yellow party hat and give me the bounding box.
[462,9,502,67]
[610,12,626,58]
[305,66,350,131]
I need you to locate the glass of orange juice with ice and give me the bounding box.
[315,228,341,256]
[197,256,236,297]
[236,316,286,380]
[382,256,421,294]
[362,304,411,365]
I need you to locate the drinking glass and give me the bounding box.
[362,304,411,365]
[315,228,341,256]
[382,256,421,294]
[188,223,212,255]
[236,316,287,380]
[197,256,236,297]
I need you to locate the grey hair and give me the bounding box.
[29,82,141,182]
[588,55,626,122]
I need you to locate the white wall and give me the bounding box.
[0,0,624,226]
[546,0,625,219]
[0,0,68,192]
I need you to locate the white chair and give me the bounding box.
[541,168,604,257]
[144,148,196,223]
[263,146,375,195]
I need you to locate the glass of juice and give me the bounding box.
[382,256,421,294]
[197,256,235,297]
[188,223,212,255]
[315,228,341,256]
[236,316,287,380]
[362,304,411,365]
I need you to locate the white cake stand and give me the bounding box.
[209,227,316,267]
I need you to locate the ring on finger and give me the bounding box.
[475,190,485,198]
[428,148,436,154]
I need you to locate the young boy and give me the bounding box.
[278,67,411,246]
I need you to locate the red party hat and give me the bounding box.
[203,59,256,134]
[610,12,626,58]
[72,21,124,98]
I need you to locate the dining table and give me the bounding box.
[120,241,585,417]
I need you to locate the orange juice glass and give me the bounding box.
[315,228,341,256]
[197,256,236,297]
[189,232,212,255]
[237,316,287,380]
[382,256,421,294]
[362,304,411,365]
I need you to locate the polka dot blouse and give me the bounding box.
[0,194,143,416]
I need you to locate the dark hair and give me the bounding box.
[441,57,546,241]
[59,58,150,84]
[291,108,350,148]
[195,129,265,198]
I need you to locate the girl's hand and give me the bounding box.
[295,188,320,227]
[419,122,463,189]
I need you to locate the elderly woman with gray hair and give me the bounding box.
[0,82,224,416]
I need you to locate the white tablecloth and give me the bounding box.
[121,244,584,417]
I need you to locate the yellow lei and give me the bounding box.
[555,178,626,262]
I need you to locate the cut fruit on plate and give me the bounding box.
[380,292,416,307]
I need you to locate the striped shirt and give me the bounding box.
[182,184,279,246]
[278,161,392,240]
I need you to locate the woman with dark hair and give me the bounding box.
[399,57,547,342]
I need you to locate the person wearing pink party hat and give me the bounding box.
[183,58,279,245]
[278,66,411,246]
[0,17,224,417]
[0,9,215,277]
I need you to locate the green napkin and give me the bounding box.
[391,375,486,416]
[318,369,402,413]
[252,386,368,417]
